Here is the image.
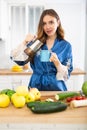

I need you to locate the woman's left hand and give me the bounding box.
[50,52,67,72]
[50,52,61,69]
[50,52,68,81]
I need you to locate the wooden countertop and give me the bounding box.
[0,68,86,76]
[0,69,32,75]
[71,68,86,75]
[0,91,87,124]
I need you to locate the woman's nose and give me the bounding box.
[46,24,50,29]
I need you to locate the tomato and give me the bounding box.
[75,96,83,100]
[66,97,72,102]
[75,96,86,100]
[66,96,87,102]
[70,97,76,101]
[66,97,76,102]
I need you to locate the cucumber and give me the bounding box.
[27,101,41,108]
[31,104,67,113]
[55,92,80,100]
[27,102,67,114]
[27,101,61,108]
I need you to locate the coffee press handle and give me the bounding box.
[27,39,36,47]
[27,41,33,47]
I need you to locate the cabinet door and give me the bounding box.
[66,75,84,91]
[0,76,12,90]
[11,75,31,90]
[0,75,31,90]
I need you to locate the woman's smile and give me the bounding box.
[46,29,53,35]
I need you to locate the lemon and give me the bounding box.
[25,92,35,103]
[30,88,41,100]
[11,65,23,72]
[16,86,29,97]
[13,96,25,108]
[11,93,18,103]
[11,93,25,108]
[0,94,10,108]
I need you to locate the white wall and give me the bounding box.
[44,0,86,70]
[0,0,8,41]
[44,0,86,87]
[84,0,87,81]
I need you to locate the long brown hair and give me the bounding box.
[37,9,65,43]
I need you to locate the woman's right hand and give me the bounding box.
[24,34,37,45]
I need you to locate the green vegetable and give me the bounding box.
[82,81,87,96]
[27,101,41,108]
[27,101,61,108]
[27,101,67,113]
[7,90,15,98]
[0,89,11,94]
[31,102,67,113]
[0,89,16,99]
[55,92,80,100]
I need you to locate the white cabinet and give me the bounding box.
[0,76,12,90]
[0,75,31,90]
[66,75,84,91]
[11,75,31,90]
[0,73,85,91]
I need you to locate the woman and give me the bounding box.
[13,9,73,91]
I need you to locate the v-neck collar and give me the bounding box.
[44,38,58,51]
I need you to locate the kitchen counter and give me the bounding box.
[0,68,86,75]
[0,91,87,130]
[0,91,87,124]
[0,69,33,75]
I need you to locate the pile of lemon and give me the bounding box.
[11,86,41,108]
[0,86,41,108]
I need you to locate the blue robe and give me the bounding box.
[29,38,73,91]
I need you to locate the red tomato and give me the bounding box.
[66,97,76,102]
[75,96,83,100]
[66,97,72,102]
[70,97,76,101]
[75,96,87,100]
[66,96,87,102]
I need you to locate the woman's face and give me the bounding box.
[43,15,59,37]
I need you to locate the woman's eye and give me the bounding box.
[49,21,54,24]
